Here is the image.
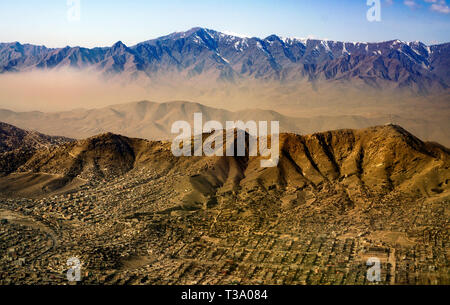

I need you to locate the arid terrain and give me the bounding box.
[1,28,449,148]
[0,122,448,285]
[1,100,449,147]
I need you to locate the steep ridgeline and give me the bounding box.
[0,122,72,176]
[1,124,448,205]
[1,28,449,93]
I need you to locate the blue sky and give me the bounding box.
[0,0,449,47]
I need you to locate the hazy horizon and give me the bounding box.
[1,26,450,49]
[1,0,449,48]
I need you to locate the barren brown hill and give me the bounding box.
[18,132,145,180]
[173,125,450,210]
[2,124,448,203]
[0,123,449,285]
[0,121,70,152]
[0,122,72,176]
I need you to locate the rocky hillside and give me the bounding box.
[0,122,72,175]
[4,124,448,202]
[0,122,70,152]
[17,132,152,180]
[172,125,449,208]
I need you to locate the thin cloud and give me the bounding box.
[404,0,420,9]
[430,0,450,13]
[423,0,450,13]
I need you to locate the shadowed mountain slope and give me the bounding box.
[1,28,449,93]
[1,124,448,203]
[0,122,72,176]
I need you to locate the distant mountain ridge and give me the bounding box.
[0,100,449,147]
[1,27,449,93]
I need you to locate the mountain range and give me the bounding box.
[1,24,449,286]
[1,27,449,94]
[0,100,449,147]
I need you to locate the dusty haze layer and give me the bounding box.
[0,69,448,114]
[0,100,449,147]
[0,69,448,146]
[0,70,151,112]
